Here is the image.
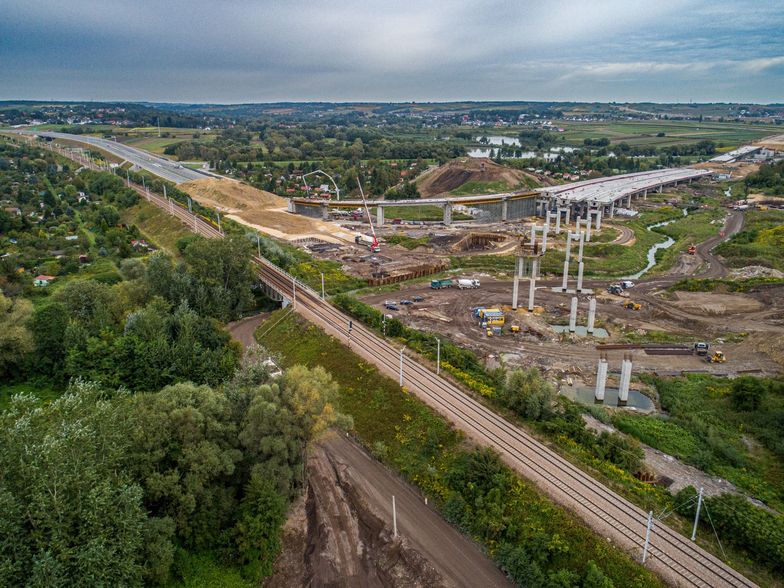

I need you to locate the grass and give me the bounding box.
[164,551,253,588]
[385,234,431,250]
[669,277,784,293]
[617,374,784,512]
[0,382,62,411]
[120,199,193,255]
[715,209,784,272]
[377,205,472,222]
[449,179,515,195]
[256,310,662,587]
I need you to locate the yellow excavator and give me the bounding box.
[706,350,726,363]
[624,301,642,311]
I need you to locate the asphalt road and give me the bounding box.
[5,130,208,184]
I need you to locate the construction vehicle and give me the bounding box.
[607,284,624,296]
[624,301,641,311]
[412,295,424,302]
[706,350,726,363]
[693,342,710,356]
[511,325,521,334]
[355,177,380,253]
[431,278,454,289]
[687,244,697,255]
[457,278,480,289]
[621,280,635,289]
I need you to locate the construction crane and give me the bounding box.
[355,177,380,253]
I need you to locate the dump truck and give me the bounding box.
[624,301,641,311]
[430,278,454,289]
[458,278,480,289]
[479,312,505,327]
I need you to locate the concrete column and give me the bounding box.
[561,232,572,291]
[595,209,602,231]
[569,296,578,332]
[528,259,538,311]
[555,210,561,234]
[565,206,571,226]
[587,297,596,334]
[595,358,608,401]
[576,261,585,292]
[529,225,536,251]
[541,225,548,253]
[512,259,520,310]
[619,356,632,404]
[657,184,663,193]
[643,189,647,200]
[443,203,452,225]
[545,210,552,232]
[609,201,615,218]
[626,194,632,208]
[377,205,385,227]
[287,200,296,213]
[322,203,330,220]
[501,197,509,222]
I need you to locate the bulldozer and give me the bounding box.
[706,350,726,363]
[624,301,642,311]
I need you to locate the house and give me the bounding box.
[65,235,79,241]
[33,275,56,287]
[130,239,149,250]
[4,207,21,216]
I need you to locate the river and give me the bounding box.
[623,208,688,279]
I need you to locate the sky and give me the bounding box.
[1,0,783,104]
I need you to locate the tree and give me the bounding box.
[0,381,147,587]
[731,376,766,412]
[501,368,555,421]
[0,291,33,378]
[29,302,68,378]
[583,561,614,587]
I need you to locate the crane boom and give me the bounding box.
[357,177,380,252]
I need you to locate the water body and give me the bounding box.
[467,148,560,161]
[561,386,655,412]
[623,208,688,280]
[476,135,521,146]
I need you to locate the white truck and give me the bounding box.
[458,278,480,289]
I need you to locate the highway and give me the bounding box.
[50,145,757,588]
[539,168,713,205]
[4,129,209,184]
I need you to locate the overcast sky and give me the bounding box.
[2,0,782,104]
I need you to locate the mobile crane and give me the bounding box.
[355,177,381,253]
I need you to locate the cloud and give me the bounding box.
[0,0,782,102]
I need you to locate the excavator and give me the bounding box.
[687,244,697,255]
[706,350,727,363]
[624,300,642,311]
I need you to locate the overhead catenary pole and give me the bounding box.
[321,272,325,300]
[392,495,398,538]
[399,348,404,387]
[642,510,654,564]
[257,233,262,258]
[436,337,441,375]
[691,487,704,541]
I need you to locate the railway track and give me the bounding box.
[51,146,757,588]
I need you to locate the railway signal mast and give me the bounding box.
[355,177,380,253]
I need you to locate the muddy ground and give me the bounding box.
[265,434,512,588]
[359,277,784,377]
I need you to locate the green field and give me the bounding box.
[559,121,780,149]
[716,209,784,271]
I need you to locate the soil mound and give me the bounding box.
[417,158,539,197]
[180,178,352,243]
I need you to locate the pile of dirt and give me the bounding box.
[729,265,784,279]
[266,440,446,588]
[749,332,784,369]
[669,291,764,315]
[180,178,353,243]
[416,158,539,197]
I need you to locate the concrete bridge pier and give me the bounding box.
[287,200,296,212]
[377,205,385,227]
[587,297,597,334]
[595,357,608,402]
[658,184,663,193]
[443,203,452,225]
[528,259,538,311]
[569,296,578,332]
[501,197,509,222]
[619,355,632,405]
[322,203,330,220]
[561,231,573,291]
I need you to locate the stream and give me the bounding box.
[623,208,688,280]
